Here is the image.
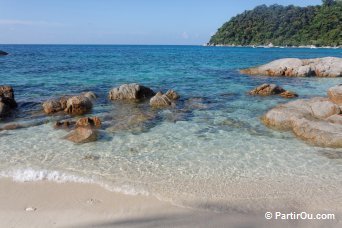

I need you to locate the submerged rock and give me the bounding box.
[165,89,180,100]
[65,127,98,144]
[150,92,173,107]
[150,90,179,108]
[249,84,297,98]
[262,85,342,148]
[241,57,342,77]
[0,85,17,118]
[0,50,8,56]
[54,120,76,129]
[76,116,101,128]
[109,83,155,101]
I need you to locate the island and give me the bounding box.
[208,0,342,47]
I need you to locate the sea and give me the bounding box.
[0,45,341,212]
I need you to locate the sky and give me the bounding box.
[0,0,322,45]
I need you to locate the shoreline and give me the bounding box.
[0,178,341,228]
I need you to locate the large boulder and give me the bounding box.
[109,83,155,101]
[241,57,342,77]
[0,50,8,56]
[327,85,342,105]
[43,92,95,115]
[65,127,98,144]
[248,83,298,98]
[65,95,93,115]
[262,86,342,148]
[0,85,17,118]
[42,99,64,114]
[42,96,70,114]
[292,118,342,148]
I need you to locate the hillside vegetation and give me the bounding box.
[209,0,342,47]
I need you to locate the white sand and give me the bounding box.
[0,179,340,228]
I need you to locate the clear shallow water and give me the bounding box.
[0,45,341,212]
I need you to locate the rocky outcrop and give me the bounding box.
[241,57,342,77]
[0,51,8,56]
[109,83,155,101]
[150,90,180,108]
[65,95,93,115]
[0,85,17,118]
[65,127,98,144]
[262,86,342,148]
[327,85,342,105]
[248,84,298,98]
[43,92,95,115]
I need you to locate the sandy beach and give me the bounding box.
[0,178,340,228]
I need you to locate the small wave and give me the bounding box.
[0,168,150,196]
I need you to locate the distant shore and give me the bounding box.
[204,43,342,49]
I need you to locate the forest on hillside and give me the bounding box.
[209,0,342,47]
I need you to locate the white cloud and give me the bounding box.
[0,19,63,26]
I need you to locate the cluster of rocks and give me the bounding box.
[0,86,17,118]
[241,57,342,77]
[108,83,180,108]
[262,85,342,148]
[42,92,96,115]
[42,83,180,143]
[248,84,298,98]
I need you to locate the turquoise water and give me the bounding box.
[0,45,341,212]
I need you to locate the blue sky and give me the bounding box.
[0,0,322,45]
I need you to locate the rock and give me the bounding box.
[310,99,340,119]
[150,92,173,107]
[184,98,208,110]
[76,117,101,128]
[43,99,64,114]
[165,90,180,100]
[0,86,17,108]
[249,84,285,96]
[0,85,17,117]
[326,114,342,124]
[65,95,93,115]
[292,118,342,148]
[262,93,342,147]
[327,85,342,105]
[249,84,297,98]
[82,92,97,101]
[54,120,76,129]
[65,127,98,144]
[0,50,8,56]
[279,90,298,98]
[241,57,342,77]
[109,83,155,101]
[0,100,11,118]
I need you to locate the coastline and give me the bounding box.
[1,178,341,228]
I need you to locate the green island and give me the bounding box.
[209,0,342,47]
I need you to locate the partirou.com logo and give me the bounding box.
[265,211,336,220]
